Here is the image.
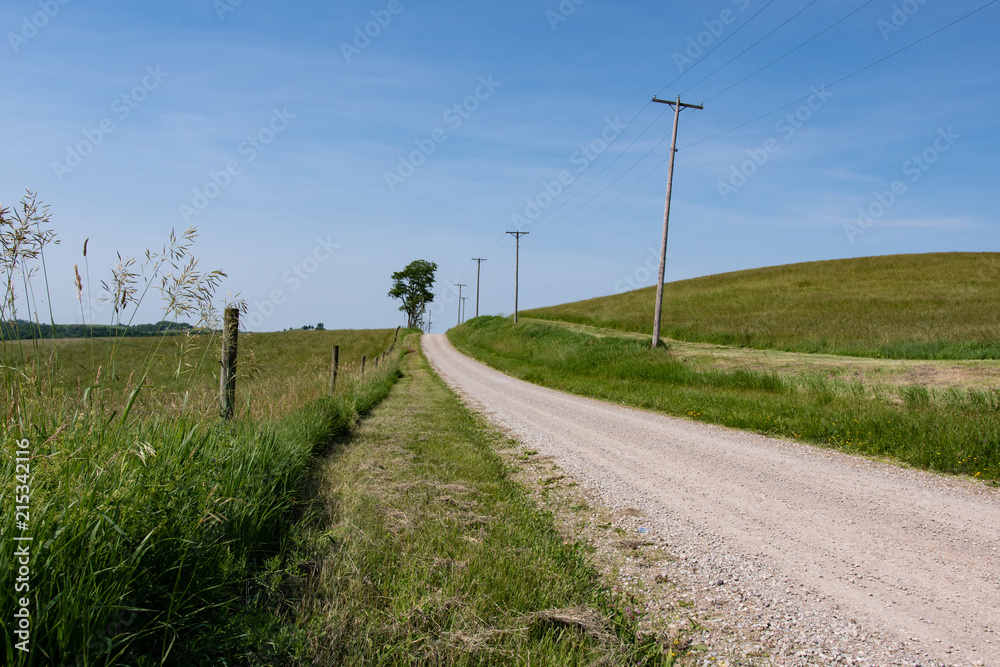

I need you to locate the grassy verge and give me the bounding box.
[1,335,405,666]
[281,334,675,665]
[523,252,1000,359]
[448,317,1000,481]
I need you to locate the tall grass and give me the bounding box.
[1,354,405,665]
[524,252,1000,359]
[2,196,228,429]
[0,195,408,664]
[1,192,59,424]
[450,317,1000,480]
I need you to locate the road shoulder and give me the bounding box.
[287,335,674,664]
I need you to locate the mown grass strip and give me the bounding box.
[282,335,674,665]
[448,317,1000,481]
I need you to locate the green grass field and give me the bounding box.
[2,327,399,423]
[2,327,406,665]
[448,317,1000,481]
[523,252,1000,359]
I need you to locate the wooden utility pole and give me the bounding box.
[329,345,340,395]
[472,258,486,318]
[220,307,239,420]
[461,296,468,324]
[455,284,466,326]
[651,95,703,349]
[506,231,528,323]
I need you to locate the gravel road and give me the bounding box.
[422,334,1000,665]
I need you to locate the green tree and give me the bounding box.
[388,259,437,329]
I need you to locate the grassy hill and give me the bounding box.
[523,252,1000,359]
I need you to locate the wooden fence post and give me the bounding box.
[361,355,366,378]
[329,345,339,395]
[220,307,239,420]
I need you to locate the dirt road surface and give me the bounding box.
[423,334,1000,665]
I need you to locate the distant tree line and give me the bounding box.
[1,319,197,340]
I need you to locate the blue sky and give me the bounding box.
[2,0,997,332]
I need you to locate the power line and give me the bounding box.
[528,110,700,248]
[528,132,670,233]
[680,0,824,96]
[683,0,998,150]
[702,0,876,104]
[519,103,668,229]
[528,113,700,235]
[656,0,779,96]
